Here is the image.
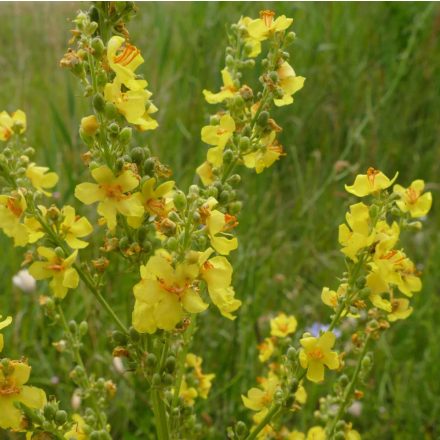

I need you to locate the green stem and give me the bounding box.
[151,387,170,440]
[245,404,282,440]
[56,304,106,429]
[327,335,371,438]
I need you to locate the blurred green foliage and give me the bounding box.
[0,2,439,439]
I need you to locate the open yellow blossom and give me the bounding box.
[0,192,29,246]
[104,79,158,131]
[388,297,413,322]
[299,331,339,383]
[0,360,46,430]
[239,17,262,57]
[367,249,421,298]
[127,178,175,228]
[258,337,274,362]
[242,373,279,420]
[201,114,235,167]
[205,207,238,255]
[75,165,143,230]
[25,163,59,196]
[274,61,306,107]
[306,427,326,440]
[345,168,398,197]
[59,205,93,249]
[186,353,215,399]
[339,202,374,261]
[199,248,241,319]
[64,414,87,440]
[0,315,12,352]
[0,109,26,141]
[373,220,400,256]
[247,10,292,41]
[203,69,237,104]
[133,251,208,332]
[179,378,198,407]
[321,283,348,309]
[393,179,432,218]
[196,161,215,186]
[243,131,284,174]
[270,313,297,338]
[29,247,79,298]
[107,36,147,91]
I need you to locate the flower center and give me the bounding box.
[367,167,380,186]
[260,10,275,28]
[6,197,23,218]
[406,187,419,204]
[99,183,127,201]
[114,44,140,67]
[308,348,324,361]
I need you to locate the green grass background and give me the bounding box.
[0,2,439,439]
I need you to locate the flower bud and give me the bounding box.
[173,191,187,211]
[223,149,234,165]
[285,31,296,44]
[209,115,220,125]
[339,374,349,387]
[119,127,132,145]
[228,201,242,215]
[225,55,234,69]
[105,102,118,119]
[79,321,88,336]
[269,71,279,83]
[54,247,65,258]
[81,115,100,136]
[146,353,157,367]
[119,236,130,251]
[91,37,105,58]
[227,174,241,187]
[92,93,105,113]
[152,373,161,386]
[257,111,269,127]
[55,410,68,425]
[243,59,255,69]
[286,346,297,361]
[165,356,176,373]
[235,421,248,438]
[129,326,140,342]
[43,403,57,420]
[163,373,174,386]
[166,237,178,251]
[130,147,145,164]
[143,157,155,175]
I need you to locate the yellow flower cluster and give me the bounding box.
[178,353,215,407]
[104,36,158,131]
[197,10,305,184]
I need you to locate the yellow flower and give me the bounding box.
[247,10,293,41]
[0,109,26,141]
[393,180,432,218]
[64,414,87,440]
[75,165,143,230]
[270,313,297,338]
[0,315,12,352]
[0,192,29,246]
[59,205,93,249]
[274,61,306,107]
[203,69,237,104]
[201,114,235,167]
[104,80,158,131]
[0,360,46,430]
[199,249,241,319]
[306,426,326,440]
[339,202,374,261]
[242,373,279,419]
[107,36,147,91]
[186,353,215,399]
[388,298,413,322]
[25,163,59,196]
[179,378,198,407]
[127,178,175,228]
[258,337,274,362]
[321,284,348,309]
[29,247,79,298]
[196,161,215,186]
[345,168,398,197]
[132,251,208,332]
[205,209,238,255]
[299,331,339,383]
[243,131,284,173]
[238,17,262,57]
